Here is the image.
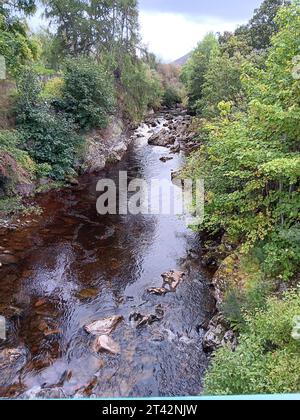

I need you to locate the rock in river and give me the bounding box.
[85,315,123,336]
[130,305,164,328]
[147,287,168,296]
[92,335,120,355]
[0,347,27,387]
[161,270,186,291]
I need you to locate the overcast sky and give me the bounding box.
[30,0,263,62]
[139,0,262,61]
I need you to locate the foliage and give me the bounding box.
[181,33,218,113]
[0,129,35,174]
[205,288,300,395]
[40,77,64,101]
[162,86,182,109]
[56,58,115,130]
[15,67,83,179]
[184,2,300,280]
[196,51,245,118]
[43,0,139,59]
[235,0,291,50]
[120,56,163,121]
[0,1,38,75]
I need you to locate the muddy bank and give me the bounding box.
[0,109,214,399]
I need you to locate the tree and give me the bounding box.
[197,50,245,118]
[42,0,139,60]
[184,1,300,280]
[235,0,291,50]
[181,33,218,113]
[0,0,37,74]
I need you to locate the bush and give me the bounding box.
[0,130,35,175]
[120,56,163,121]
[205,288,300,395]
[162,86,182,108]
[58,58,115,130]
[15,67,83,180]
[40,77,64,101]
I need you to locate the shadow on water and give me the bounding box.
[0,113,215,398]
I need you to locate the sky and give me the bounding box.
[138,0,262,62]
[30,0,263,62]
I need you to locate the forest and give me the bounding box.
[0,0,300,399]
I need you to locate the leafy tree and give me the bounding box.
[120,55,163,121]
[235,0,291,50]
[43,0,139,59]
[56,57,115,130]
[0,0,38,75]
[15,67,83,179]
[181,33,218,113]
[184,2,300,280]
[195,50,245,118]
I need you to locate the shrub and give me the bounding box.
[120,56,163,121]
[58,58,115,130]
[0,130,35,175]
[162,86,182,108]
[15,67,83,180]
[40,77,64,101]
[205,288,300,395]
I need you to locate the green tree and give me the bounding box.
[181,33,218,113]
[0,0,37,75]
[56,57,115,130]
[15,67,83,179]
[235,0,291,50]
[196,50,245,118]
[184,1,300,280]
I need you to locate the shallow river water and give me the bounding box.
[0,114,215,398]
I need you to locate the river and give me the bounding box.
[0,111,215,398]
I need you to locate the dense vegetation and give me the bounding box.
[0,0,182,209]
[182,0,300,395]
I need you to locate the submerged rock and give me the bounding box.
[161,270,186,291]
[0,347,27,387]
[84,315,123,336]
[147,287,168,296]
[92,335,120,355]
[159,156,173,163]
[129,305,164,328]
[76,288,99,300]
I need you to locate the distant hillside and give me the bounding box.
[171,53,191,67]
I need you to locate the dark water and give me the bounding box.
[0,115,215,398]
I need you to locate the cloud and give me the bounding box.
[139,0,262,21]
[139,11,243,62]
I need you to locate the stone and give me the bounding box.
[147,287,168,296]
[159,156,173,163]
[85,315,123,336]
[161,270,186,291]
[202,315,236,352]
[129,305,164,328]
[0,254,18,265]
[0,347,27,387]
[76,288,99,300]
[92,335,120,355]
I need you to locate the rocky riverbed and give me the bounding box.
[0,109,215,399]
